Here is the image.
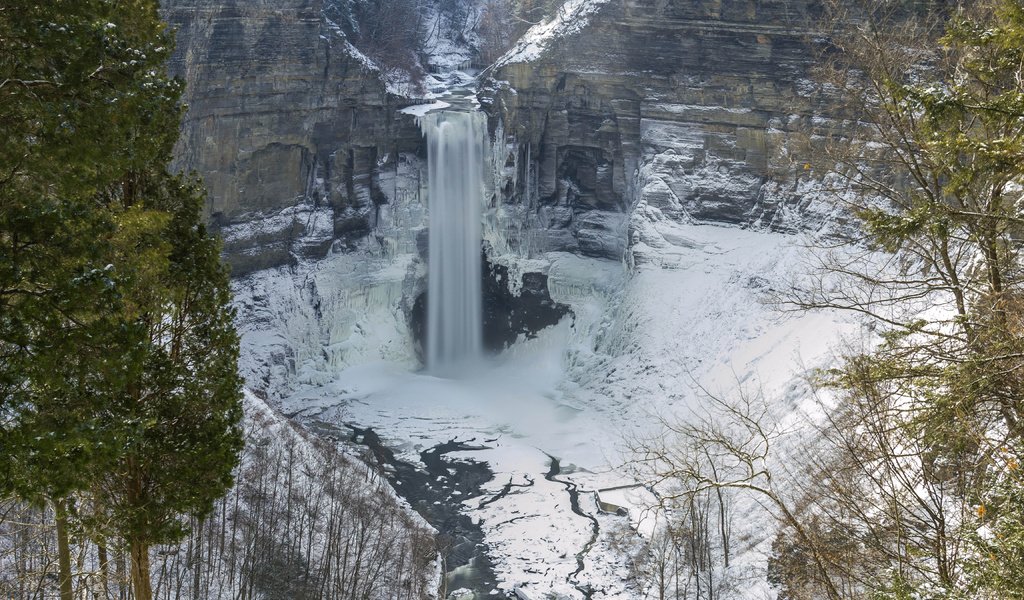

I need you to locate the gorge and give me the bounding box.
[161,0,861,598]
[5,1,1020,599]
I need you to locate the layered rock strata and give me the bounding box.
[164,0,848,378]
[486,0,834,265]
[162,0,423,274]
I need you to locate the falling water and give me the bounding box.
[420,105,485,375]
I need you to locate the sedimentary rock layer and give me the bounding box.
[163,0,422,273]
[487,0,832,261]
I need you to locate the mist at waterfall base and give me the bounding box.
[326,321,594,456]
[392,104,598,464]
[420,107,485,377]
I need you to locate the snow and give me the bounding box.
[220,197,334,251]
[593,486,660,535]
[220,73,871,598]
[323,13,427,98]
[230,151,429,401]
[401,100,452,117]
[279,335,604,598]
[224,133,872,597]
[492,0,611,68]
[241,214,863,597]
[223,103,868,598]
[420,4,478,74]
[232,248,422,400]
[646,103,756,116]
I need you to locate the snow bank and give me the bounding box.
[257,217,864,598]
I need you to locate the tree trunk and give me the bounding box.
[192,528,202,598]
[98,541,110,598]
[117,549,127,600]
[131,539,154,600]
[716,487,729,568]
[54,499,74,600]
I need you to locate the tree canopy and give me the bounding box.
[1,2,243,598]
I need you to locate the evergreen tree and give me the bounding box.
[1,3,178,593]
[782,0,1024,596]
[1,1,243,598]
[1,0,168,494]
[95,172,243,600]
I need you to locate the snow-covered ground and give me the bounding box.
[492,0,612,68]
[235,212,862,597]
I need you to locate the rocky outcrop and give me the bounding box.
[409,253,571,360]
[481,261,571,351]
[485,0,835,263]
[162,0,423,274]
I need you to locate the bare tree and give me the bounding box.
[763,2,1024,594]
[0,405,439,600]
[350,0,427,89]
[767,365,977,598]
[478,0,516,65]
[626,388,807,599]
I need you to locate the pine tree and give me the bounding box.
[1,5,177,593]
[88,171,244,600]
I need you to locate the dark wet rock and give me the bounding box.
[482,260,572,351]
[348,426,501,596]
[410,252,572,361]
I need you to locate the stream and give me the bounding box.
[301,409,603,599]
[544,456,600,599]
[346,425,502,598]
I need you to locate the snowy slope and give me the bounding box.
[149,390,441,599]
[492,0,612,68]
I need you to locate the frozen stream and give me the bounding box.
[284,328,628,600]
[344,425,501,597]
[239,213,865,598]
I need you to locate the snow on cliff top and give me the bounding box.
[492,0,611,68]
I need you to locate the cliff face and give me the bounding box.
[161,0,848,379]
[164,0,836,273]
[162,0,422,274]
[486,0,833,264]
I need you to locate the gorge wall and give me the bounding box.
[485,0,835,265]
[164,0,837,276]
[162,0,423,275]
[163,0,843,392]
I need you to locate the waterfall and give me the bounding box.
[419,106,485,375]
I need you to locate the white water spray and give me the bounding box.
[419,106,486,374]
